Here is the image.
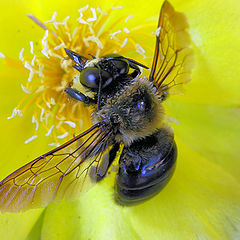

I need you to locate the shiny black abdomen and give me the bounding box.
[115,128,177,205]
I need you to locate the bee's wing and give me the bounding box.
[0,122,113,212]
[149,1,194,94]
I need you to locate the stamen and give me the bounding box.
[97,7,107,15]
[111,6,123,9]
[65,121,76,128]
[57,132,69,139]
[21,84,31,94]
[31,55,36,66]
[123,28,130,33]
[19,48,24,62]
[0,52,5,58]
[24,61,34,72]
[45,125,54,136]
[48,142,60,147]
[24,135,38,144]
[46,102,51,109]
[28,71,34,82]
[40,108,45,122]
[109,30,122,39]
[38,65,44,77]
[77,5,89,24]
[7,108,23,120]
[32,115,39,131]
[84,36,103,49]
[30,41,34,54]
[87,8,97,22]
[136,43,146,58]
[54,42,66,50]
[45,11,57,23]
[125,15,133,23]
[54,16,70,26]
[120,38,128,48]
[41,30,50,58]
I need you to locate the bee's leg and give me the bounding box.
[95,143,120,181]
[128,62,141,78]
[65,87,96,104]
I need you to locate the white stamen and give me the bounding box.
[45,11,57,23]
[38,65,44,77]
[50,98,56,105]
[41,30,50,58]
[111,6,123,9]
[56,120,63,129]
[123,28,130,33]
[7,108,23,120]
[21,84,31,94]
[46,102,51,108]
[125,15,133,23]
[54,16,70,26]
[42,30,48,44]
[120,38,128,48]
[57,132,69,139]
[0,52,5,58]
[41,49,49,58]
[84,36,103,49]
[59,103,66,113]
[48,142,60,147]
[40,108,45,122]
[24,135,38,144]
[136,43,146,58]
[45,125,54,136]
[87,8,97,22]
[32,115,39,131]
[28,71,34,82]
[78,13,88,24]
[54,42,65,50]
[109,30,121,39]
[78,4,89,13]
[31,55,36,66]
[77,5,89,24]
[24,61,34,72]
[19,48,24,61]
[30,41,34,54]
[97,7,107,15]
[65,121,76,128]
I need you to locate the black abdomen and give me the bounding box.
[115,128,177,205]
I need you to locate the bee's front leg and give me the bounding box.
[65,87,96,105]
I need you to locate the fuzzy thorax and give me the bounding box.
[92,76,164,146]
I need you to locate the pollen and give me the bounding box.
[6,6,151,143]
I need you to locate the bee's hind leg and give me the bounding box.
[65,87,96,105]
[95,143,120,181]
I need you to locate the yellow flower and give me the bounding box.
[0,0,240,240]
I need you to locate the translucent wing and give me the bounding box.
[149,1,194,94]
[0,122,113,212]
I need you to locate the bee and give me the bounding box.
[0,1,193,211]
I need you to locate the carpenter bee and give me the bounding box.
[0,1,193,211]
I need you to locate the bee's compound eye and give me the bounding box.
[80,67,113,89]
[113,59,129,75]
